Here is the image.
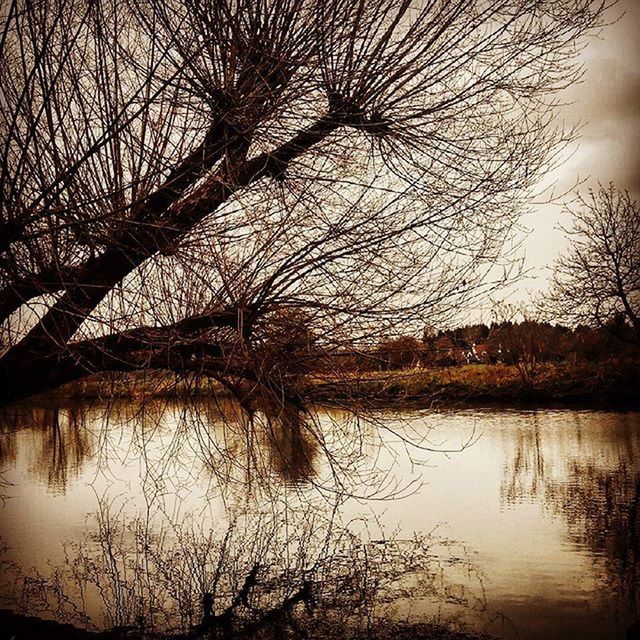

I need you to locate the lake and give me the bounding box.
[0,400,638,639]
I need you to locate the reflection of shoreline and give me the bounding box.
[1,405,93,491]
[0,400,492,637]
[501,413,640,613]
[2,403,639,639]
[0,398,320,492]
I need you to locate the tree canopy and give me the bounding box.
[547,185,640,342]
[0,0,610,410]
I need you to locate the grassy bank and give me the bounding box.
[39,359,639,409]
[309,359,640,408]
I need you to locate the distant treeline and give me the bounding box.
[338,315,639,372]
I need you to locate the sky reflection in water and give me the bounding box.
[0,401,638,639]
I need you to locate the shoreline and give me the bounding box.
[0,609,489,640]
[309,360,640,411]
[19,361,640,412]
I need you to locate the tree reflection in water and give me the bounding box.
[2,500,485,638]
[0,398,321,494]
[0,397,437,502]
[0,405,92,491]
[545,462,640,615]
[501,412,640,616]
[0,398,487,638]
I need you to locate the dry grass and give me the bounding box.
[310,360,640,407]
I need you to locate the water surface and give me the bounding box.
[0,401,638,639]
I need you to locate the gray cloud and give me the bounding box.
[562,0,640,195]
[508,0,640,302]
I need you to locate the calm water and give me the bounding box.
[0,400,638,639]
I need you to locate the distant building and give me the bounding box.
[469,342,503,364]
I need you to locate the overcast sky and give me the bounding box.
[509,0,640,303]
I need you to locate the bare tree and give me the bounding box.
[0,0,611,411]
[488,302,560,385]
[546,185,640,342]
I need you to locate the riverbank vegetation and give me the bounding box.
[335,317,639,406]
[43,317,639,408]
[312,360,639,407]
[44,358,639,409]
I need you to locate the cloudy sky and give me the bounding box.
[512,0,640,301]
